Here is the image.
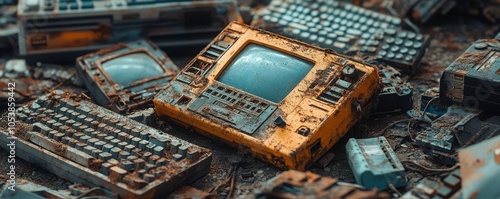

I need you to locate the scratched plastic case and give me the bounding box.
[346,137,406,190]
[76,39,179,114]
[154,22,380,170]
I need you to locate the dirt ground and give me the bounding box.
[0,1,499,198]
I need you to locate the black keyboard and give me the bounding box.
[0,90,212,198]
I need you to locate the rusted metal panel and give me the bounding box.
[76,39,179,114]
[440,38,500,114]
[154,22,381,170]
[458,135,500,199]
[255,170,391,199]
[0,90,212,199]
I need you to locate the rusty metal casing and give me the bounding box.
[154,22,380,170]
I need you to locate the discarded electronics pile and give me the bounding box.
[0,0,499,198]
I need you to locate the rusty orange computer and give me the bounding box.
[154,22,380,170]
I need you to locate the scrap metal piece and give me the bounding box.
[0,90,212,198]
[416,105,500,166]
[415,105,478,165]
[16,0,242,61]
[252,0,430,74]
[154,22,381,170]
[76,39,179,114]
[374,65,413,114]
[400,169,462,199]
[255,170,390,199]
[346,136,406,190]
[440,38,500,114]
[458,135,500,199]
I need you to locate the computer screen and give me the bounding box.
[102,52,165,86]
[217,44,313,103]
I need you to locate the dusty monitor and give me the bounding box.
[154,22,381,170]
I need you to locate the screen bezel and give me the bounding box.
[94,48,171,88]
[209,40,317,104]
[214,42,314,103]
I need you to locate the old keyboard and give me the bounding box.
[254,0,430,74]
[0,90,212,198]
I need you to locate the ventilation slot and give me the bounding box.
[318,79,351,105]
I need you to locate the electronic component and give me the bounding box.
[420,87,449,119]
[440,38,500,114]
[345,136,406,190]
[415,106,479,154]
[374,65,413,114]
[154,22,380,170]
[16,0,241,60]
[416,105,500,165]
[0,90,212,198]
[400,169,462,199]
[253,0,430,74]
[255,170,391,199]
[458,135,500,199]
[76,39,179,113]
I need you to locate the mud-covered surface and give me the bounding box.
[1,1,500,198]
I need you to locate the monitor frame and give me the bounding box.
[77,39,179,113]
[96,48,169,88]
[155,22,381,170]
[214,42,315,103]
